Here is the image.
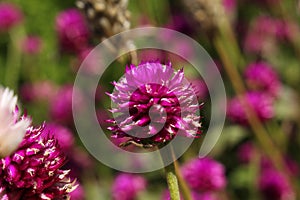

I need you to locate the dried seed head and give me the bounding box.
[76,0,131,40]
[182,0,224,34]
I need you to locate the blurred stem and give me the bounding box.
[160,145,188,200]
[165,164,181,200]
[273,2,300,59]
[4,26,25,91]
[265,121,287,153]
[217,18,245,70]
[249,147,260,199]
[213,31,295,189]
[173,159,193,200]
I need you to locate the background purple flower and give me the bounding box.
[227,92,274,125]
[244,16,285,54]
[259,169,294,200]
[50,85,83,125]
[20,81,57,103]
[0,3,22,32]
[244,62,281,97]
[112,173,147,200]
[182,158,227,192]
[237,141,256,164]
[55,9,90,53]
[21,36,42,55]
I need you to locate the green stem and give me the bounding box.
[213,32,300,195]
[4,26,25,91]
[159,145,183,200]
[174,159,193,200]
[165,163,181,200]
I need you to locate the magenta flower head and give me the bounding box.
[107,61,201,147]
[0,3,22,32]
[50,85,83,125]
[227,92,274,125]
[259,169,294,200]
[222,0,236,16]
[244,16,284,54]
[237,141,256,164]
[55,9,90,53]
[182,158,226,192]
[112,173,147,200]
[20,81,57,103]
[0,125,77,199]
[244,62,281,97]
[21,36,42,55]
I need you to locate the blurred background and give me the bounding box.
[0,0,300,199]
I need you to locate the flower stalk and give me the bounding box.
[4,26,25,91]
[165,163,181,200]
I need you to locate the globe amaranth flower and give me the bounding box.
[0,3,22,32]
[244,16,286,54]
[0,125,77,199]
[50,85,83,125]
[237,141,256,164]
[259,169,294,200]
[107,61,201,147]
[21,36,42,55]
[20,81,57,103]
[244,62,281,97]
[227,91,274,125]
[112,173,146,200]
[182,158,226,192]
[55,9,90,53]
[0,87,31,157]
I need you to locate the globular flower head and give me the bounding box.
[55,9,90,53]
[0,125,77,199]
[0,3,22,32]
[107,61,201,147]
[259,169,294,200]
[20,81,57,103]
[244,62,281,97]
[50,85,83,125]
[227,92,274,125]
[182,158,226,192]
[22,36,42,55]
[244,16,285,54]
[112,173,147,200]
[237,141,256,164]
[0,87,31,157]
[222,0,236,14]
